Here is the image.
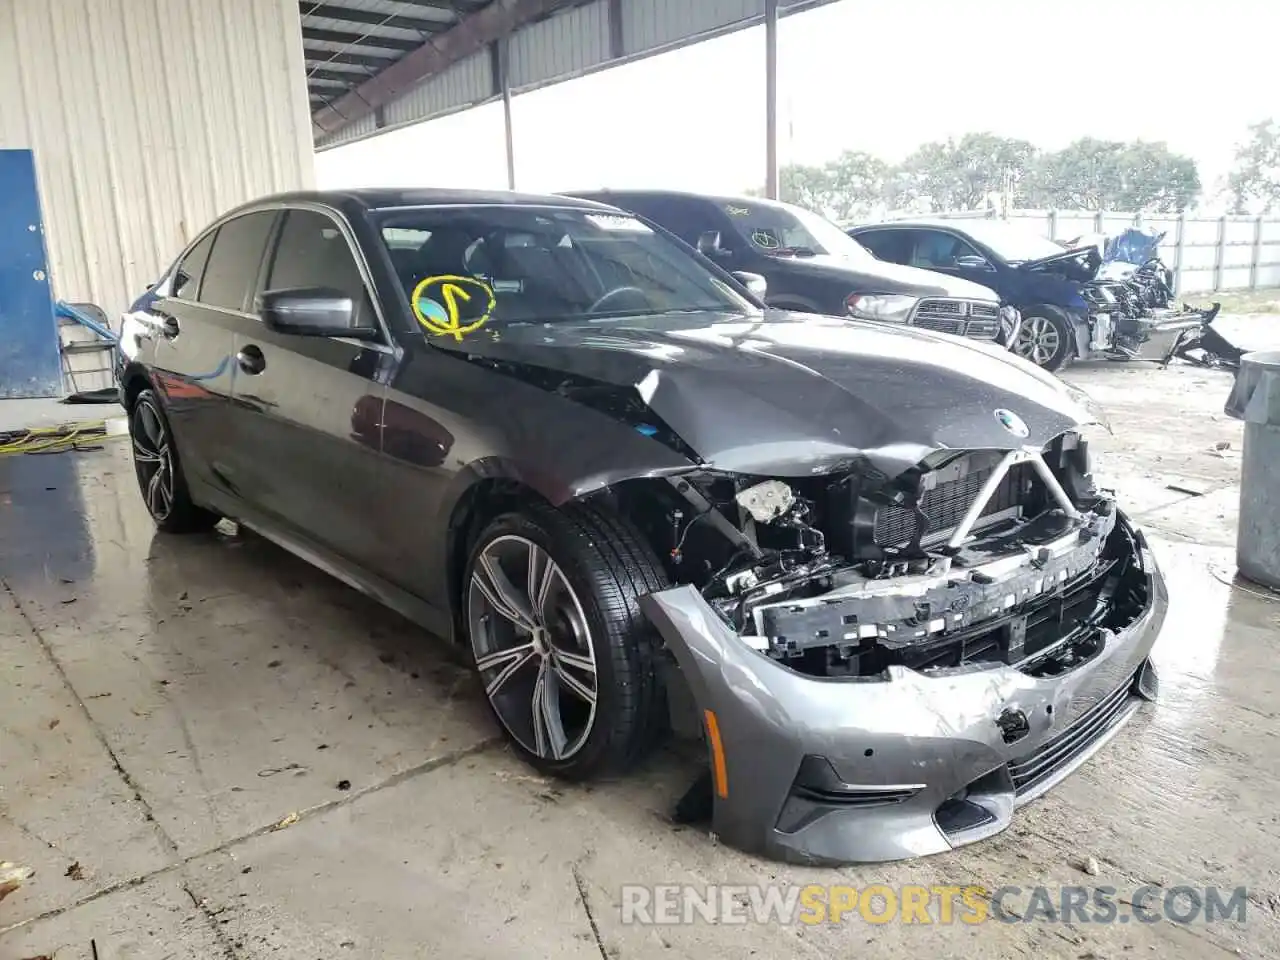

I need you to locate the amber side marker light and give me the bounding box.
[703,709,729,799]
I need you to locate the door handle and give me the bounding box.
[236,344,266,375]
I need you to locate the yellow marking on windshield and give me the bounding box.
[411,274,497,341]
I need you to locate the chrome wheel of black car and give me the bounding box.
[468,534,599,761]
[128,388,219,533]
[131,397,175,522]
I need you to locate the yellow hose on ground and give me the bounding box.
[0,420,124,456]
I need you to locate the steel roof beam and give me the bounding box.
[297,2,452,35]
[380,0,479,9]
[312,0,575,135]
[303,48,400,68]
[301,25,422,50]
[307,66,372,83]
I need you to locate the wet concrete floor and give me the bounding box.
[1,361,1278,959]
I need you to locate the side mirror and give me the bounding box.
[697,231,727,258]
[260,287,376,339]
[730,271,768,299]
[954,254,994,271]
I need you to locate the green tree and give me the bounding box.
[773,150,889,220]
[889,133,1038,211]
[1026,138,1200,212]
[1114,141,1200,211]
[753,133,1202,215]
[1025,138,1125,210]
[818,150,890,221]
[1227,119,1280,213]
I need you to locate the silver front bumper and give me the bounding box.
[640,514,1166,865]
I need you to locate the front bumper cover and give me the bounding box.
[640,514,1167,865]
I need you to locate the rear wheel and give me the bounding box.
[129,390,218,533]
[1013,307,1074,371]
[464,502,669,780]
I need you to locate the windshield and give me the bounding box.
[378,205,757,332]
[950,220,1068,263]
[719,199,873,261]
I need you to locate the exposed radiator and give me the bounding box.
[873,462,1031,547]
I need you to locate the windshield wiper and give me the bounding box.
[769,246,817,257]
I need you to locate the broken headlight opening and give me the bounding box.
[610,429,1148,682]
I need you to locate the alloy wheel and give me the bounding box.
[131,398,175,522]
[1014,315,1060,367]
[467,535,599,760]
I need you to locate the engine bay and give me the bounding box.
[605,430,1149,680]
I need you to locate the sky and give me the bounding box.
[316,0,1276,208]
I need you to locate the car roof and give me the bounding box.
[563,188,795,211]
[223,187,617,219]
[851,218,984,232]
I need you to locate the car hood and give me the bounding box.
[432,310,1104,480]
[777,253,1000,301]
[1015,246,1102,283]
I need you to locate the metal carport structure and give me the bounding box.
[302,0,838,198]
[0,0,835,332]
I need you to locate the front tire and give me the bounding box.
[464,502,670,780]
[129,389,218,533]
[1013,306,1074,371]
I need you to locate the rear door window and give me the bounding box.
[172,231,216,300]
[198,211,278,311]
[905,229,982,269]
[856,229,910,264]
[641,198,719,247]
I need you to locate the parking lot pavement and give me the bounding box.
[2,361,1279,959]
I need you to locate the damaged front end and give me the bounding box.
[430,311,1164,862]
[1047,230,1224,364]
[627,428,1165,864]
[1080,274,1222,363]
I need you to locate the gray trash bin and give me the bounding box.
[1225,350,1280,589]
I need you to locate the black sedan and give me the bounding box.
[566,189,1011,342]
[117,189,1165,864]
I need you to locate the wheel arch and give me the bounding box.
[1024,304,1085,360]
[1020,303,1085,368]
[440,468,681,647]
[119,362,154,412]
[444,474,554,645]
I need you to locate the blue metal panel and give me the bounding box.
[0,150,62,399]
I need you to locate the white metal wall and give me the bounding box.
[0,0,316,317]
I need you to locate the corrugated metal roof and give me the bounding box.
[299,0,488,110]
[383,51,492,127]
[314,0,842,147]
[317,112,381,147]
[0,0,314,315]
[508,1,609,88]
[622,0,760,54]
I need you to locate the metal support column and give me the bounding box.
[764,0,779,199]
[498,38,516,190]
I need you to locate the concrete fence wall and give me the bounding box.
[917,209,1280,296]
